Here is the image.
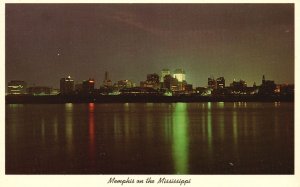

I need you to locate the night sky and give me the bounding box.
[6,4,294,88]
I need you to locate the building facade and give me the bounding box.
[82,78,95,93]
[27,86,52,95]
[115,80,134,89]
[161,69,171,83]
[141,73,160,89]
[7,80,27,94]
[173,69,186,82]
[60,76,74,94]
[208,77,217,89]
[216,77,225,89]
[103,71,112,87]
[164,75,178,91]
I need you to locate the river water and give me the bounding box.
[6,102,294,174]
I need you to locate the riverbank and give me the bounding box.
[5,94,294,104]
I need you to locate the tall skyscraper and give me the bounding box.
[208,77,217,89]
[141,73,160,89]
[173,69,186,82]
[161,69,171,83]
[163,75,178,91]
[82,78,95,93]
[216,77,225,89]
[60,76,74,94]
[103,71,112,87]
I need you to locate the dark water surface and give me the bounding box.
[6,102,294,174]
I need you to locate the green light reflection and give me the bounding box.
[217,102,224,108]
[172,103,189,174]
[207,102,212,155]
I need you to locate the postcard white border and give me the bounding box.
[1,1,298,187]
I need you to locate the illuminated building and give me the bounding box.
[82,78,95,93]
[103,71,112,87]
[141,73,160,89]
[27,86,52,95]
[216,77,225,89]
[195,87,212,96]
[60,76,74,94]
[7,80,27,94]
[173,69,186,91]
[164,75,178,91]
[208,77,217,89]
[173,69,186,82]
[115,80,134,89]
[161,69,171,83]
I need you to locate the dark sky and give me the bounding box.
[6,4,294,88]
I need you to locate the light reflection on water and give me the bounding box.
[6,102,294,174]
[65,103,74,156]
[88,103,95,163]
[172,103,189,174]
[207,102,213,158]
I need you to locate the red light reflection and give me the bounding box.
[89,103,95,162]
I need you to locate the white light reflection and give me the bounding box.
[65,103,74,156]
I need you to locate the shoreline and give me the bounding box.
[5,95,294,104]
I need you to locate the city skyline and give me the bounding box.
[6,70,290,90]
[6,4,294,88]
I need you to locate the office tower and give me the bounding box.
[60,76,74,94]
[82,78,95,93]
[173,69,186,91]
[116,80,134,89]
[103,71,112,87]
[147,73,160,84]
[208,77,217,89]
[7,80,27,94]
[141,73,160,89]
[164,75,178,91]
[173,69,186,82]
[161,69,171,83]
[216,77,225,89]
